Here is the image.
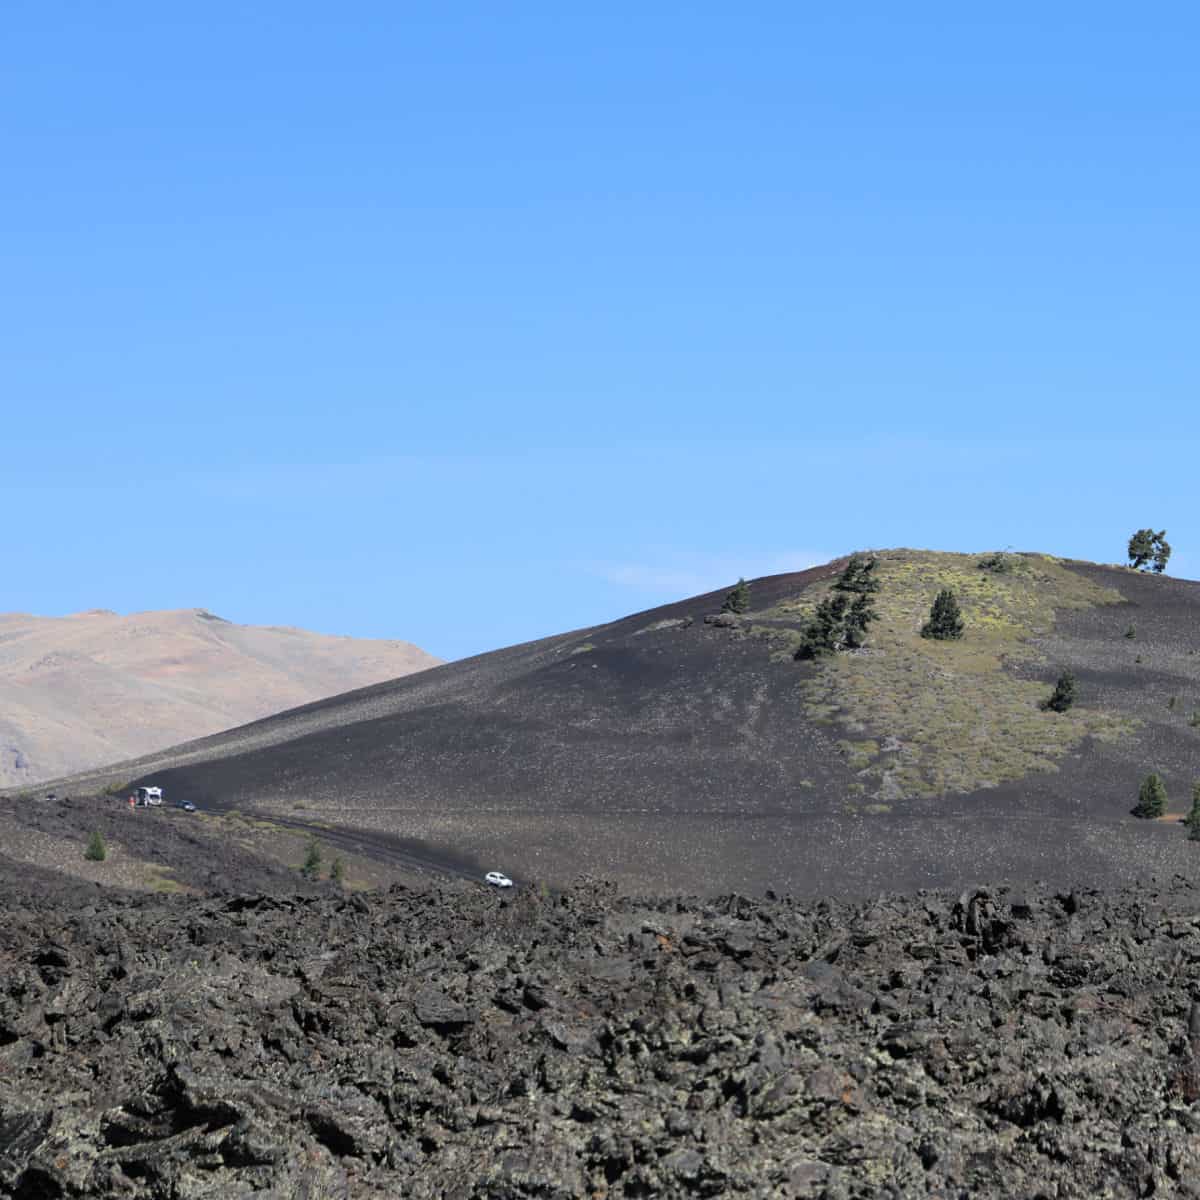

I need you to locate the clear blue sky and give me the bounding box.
[3,4,1197,660]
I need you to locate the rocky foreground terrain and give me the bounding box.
[5,867,1200,1197]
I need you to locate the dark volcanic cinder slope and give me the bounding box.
[57,552,1200,896]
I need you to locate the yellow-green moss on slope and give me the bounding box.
[766,550,1131,799]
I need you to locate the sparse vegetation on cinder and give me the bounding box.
[84,831,107,862]
[977,551,1018,574]
[1133,773,1168,819]
[1041,670,1077,714]
[300,837,322,880]
[921,589,964,641]
[1186,783,1200,841]
[1127,528,1171,574]
[721,578,750,615]
[765,550,1130,799]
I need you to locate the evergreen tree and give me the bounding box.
[1041,669,1077,713]
[721,577,750,615]
[920,589,964,641]
[84,831,107,862]
[301,837,323,880]
[1186,782,1200,841]
[795,554,883,658]
[1127,528,1155,570]
[833,554,881,598]
[1133,772,1168,819]
[1128,528,1171,573]
[329,856,346,886]
[795,593,849,658]
[842,593,876,649]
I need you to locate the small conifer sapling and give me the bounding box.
[920,589,964,641]
[1041,670,1077,713]
[1133,772,1168,819]
[1186,782,1200,841]
[721,578,750,615]
[301,837,323,880]
[84,831,107,862]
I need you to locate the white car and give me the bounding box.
[484,871,514,888]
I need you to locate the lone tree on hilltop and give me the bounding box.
[84,831,107,862]
[1128,529,1171,574]
[795,554,881,659]
[1133,772,1168,819]
[721,578,750,615]
[921,589,964,641]
[1185,782,1200,841]
[1041,669,1077,713]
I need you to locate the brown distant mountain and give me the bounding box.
[0,608,439,787]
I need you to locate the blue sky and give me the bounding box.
[3,4,1197,660]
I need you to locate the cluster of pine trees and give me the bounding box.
[794,555,881,659]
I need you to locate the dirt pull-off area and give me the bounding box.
[0,794,467,899]
[5,869,1200,1197]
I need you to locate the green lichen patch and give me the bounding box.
[837,739,880,771]
[769,550,1131,799]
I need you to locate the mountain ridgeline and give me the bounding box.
[58,550,1200,896]
[0,608,439,787]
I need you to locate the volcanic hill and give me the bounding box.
[54,550,1200,896]
[0,607,439,788]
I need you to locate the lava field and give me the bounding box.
[4,865,1200,1197]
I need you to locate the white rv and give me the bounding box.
[135,786,164,807]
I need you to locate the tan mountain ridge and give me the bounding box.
[0,607,440,787]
